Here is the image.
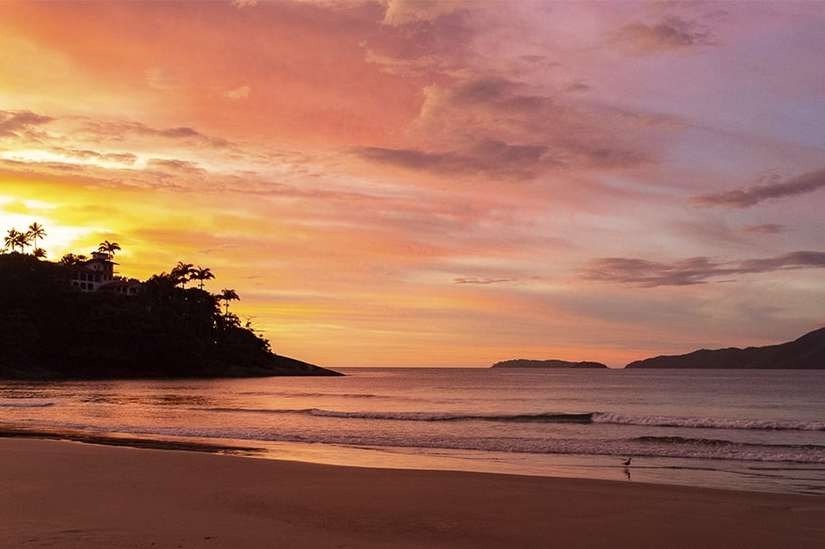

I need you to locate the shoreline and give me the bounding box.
[1,438,824,548]
[2,426,824,497]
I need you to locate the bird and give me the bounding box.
[622,457,632,467]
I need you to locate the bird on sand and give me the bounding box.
[622,457,632,466]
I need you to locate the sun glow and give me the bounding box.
[0,149,137,170]
[0,190,110,260]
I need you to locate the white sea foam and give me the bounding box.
[592,412,825,432]
[202,407,825,432]
[8,421,825,464]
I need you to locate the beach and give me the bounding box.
[1,439,823,548]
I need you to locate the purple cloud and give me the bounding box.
[695,168,825,207]
[585,251,825,287]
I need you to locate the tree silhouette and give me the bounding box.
[27,222,46,251]
[191,266,215,290]
[171,262,195,288]
[14,231,32,254]
[60,253,88,266]
[33,248,47,259]
[0,254,335,379]
[3,229,19,253]
[218,288,239,315]
[98,240,121,259]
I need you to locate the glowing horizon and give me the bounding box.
[2,1,824,367]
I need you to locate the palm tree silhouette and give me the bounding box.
[3,229,19,253]
[33,248,47,259]
[98,240,121,259]
[171,262,195,288]
[60,253,88,266]
[14,231,32,254]
[191,266,215,290]
[218,288,239,315]
[27,222,46,251]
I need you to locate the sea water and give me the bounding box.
[1,368,824,495]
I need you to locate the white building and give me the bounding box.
[68,252,140,295]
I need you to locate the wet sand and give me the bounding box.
[1,438,823,548]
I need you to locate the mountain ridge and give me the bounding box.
[625,327,825,369]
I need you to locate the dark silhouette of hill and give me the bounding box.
[491,359,607,369]
[0,253,340,379]
[626,328,825,369]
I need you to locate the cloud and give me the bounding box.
[49,147,137,165]
[694,168,825,207]
[453,277,513,285]
[738,251,825,273]
[77,118,231,148]
[364,50,453,78]
[146,158,205,174]
[355,140,551,179]
[565,82,591,94]
[613,16,712,54]
[0,109,230,151]
[224,85,250,100]
[742,223,784,235]
[0,110,53,138]
[145,66,181,91]
[354,76,666,179]
[381,0,466,26]
[104,152,138,164]
[585,251,825,287]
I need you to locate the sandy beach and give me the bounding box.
[0,439,823,548]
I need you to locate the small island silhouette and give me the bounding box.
[491,359,607,369]
[0,223,340,379]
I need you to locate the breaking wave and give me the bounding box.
[5,421,825,464]
[201,407,825,432]
[592,413,825,432]
[202,407,594,423]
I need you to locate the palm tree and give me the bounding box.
[4,229,19,253]
[27,222,46,251]
[14,231,32,254]
[98,240,121,259]
[33,248,47,259]
[191,266,215,290]
[60,253,88,266]
[171,262,195,288]
[218,288,239,315]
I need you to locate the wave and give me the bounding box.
[199,406,825,432]
[592,413,825,432]
[0,400,55,408]
[632,436,825,451]
[237,391,390,399]
[201,407,595,423]
[6,420,825,464]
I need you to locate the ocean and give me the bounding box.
[2,368,824,495]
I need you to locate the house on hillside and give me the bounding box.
[68,252,141,295]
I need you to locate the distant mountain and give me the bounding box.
[492,359,608,369]
[626,328,825,369]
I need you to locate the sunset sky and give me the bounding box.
[1,1,824,367]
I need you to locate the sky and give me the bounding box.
[1,0,824,368]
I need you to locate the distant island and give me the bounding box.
[491,359,608,369]
[626,327,825,369]
[0,223,340,379]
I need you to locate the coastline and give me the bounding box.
[1,439,823,548]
